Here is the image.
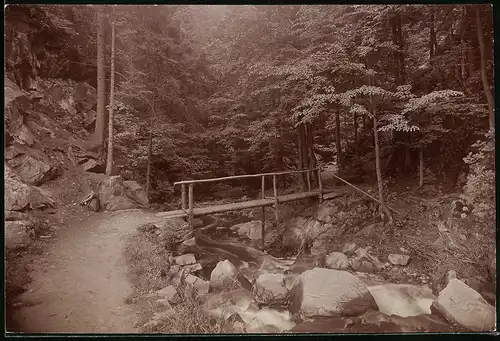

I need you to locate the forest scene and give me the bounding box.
[4,4,496,334]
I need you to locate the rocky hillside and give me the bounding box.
[5,5,106,250]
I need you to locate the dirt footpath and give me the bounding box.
[11,210,157,333]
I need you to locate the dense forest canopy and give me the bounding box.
[5,4,494,218]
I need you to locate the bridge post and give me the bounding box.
[261,175,266,249]
[181,184,187,210]
[317,168,323,203]
[188,183,194,229]
[273,174,279,230]
[306,170,311,191]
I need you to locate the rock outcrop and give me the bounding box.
[97,176,149,211]
[5,164,55,212]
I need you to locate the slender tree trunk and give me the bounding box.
[146,97,155,199]
[430,9,437,62]
[297,124,305,190]
[419,146,424,188]
[335,109,343,170]
[475,6,494,129]
[94,7,106,152]
[354,112,359,155]
[373,114,392,224]
[396,13,405,84]
[301,124,309,176]
[306,123,317,186]
[405,146,411,170]
[105,12,116,176]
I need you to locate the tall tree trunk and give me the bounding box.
[301,124,309,176]
[306,123,317,186]
[475,6,494,129]
[335,109,343,171]
[396,12,405,84]
[429,9,437,62]
[373,114,392,224]
[354,112,359,155]
[94,7,106,152]
[419,146,424,188]
[105,12,116,176]
[146,109,153,199]
[297,124,306,190]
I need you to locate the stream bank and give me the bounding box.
[127,190,496,333]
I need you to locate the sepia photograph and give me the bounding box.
[4,3,496,334]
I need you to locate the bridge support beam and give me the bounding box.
[261,175,266,249]
[273,175,279,231]
[181,184,187,210]
[317,168,323,203]
[188,183,194,229]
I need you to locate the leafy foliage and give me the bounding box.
[463,129,495,223]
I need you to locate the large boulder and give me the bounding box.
[210,260,239,291]
[5,77,34,146]
[289,268,377,319]
[252,273,288,306]
[325,252,350,270]
[431,279,495,331]
[97,175,149,211]
[124,180,149,207]
[5,164,55,211]
[5,220,36,250]
[6,147,61,185]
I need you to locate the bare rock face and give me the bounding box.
[289,268,377,319]
[431,279,495,331]
[210,260,238,291]
[6,150,61,185]
[5,164,55,212]
[325,252,350,270]
[97,175,149,211]
[252,273,288,306]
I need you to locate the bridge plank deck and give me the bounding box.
[155,190,334,218]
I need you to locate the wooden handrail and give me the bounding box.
[173,168,320,186]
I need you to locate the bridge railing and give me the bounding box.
[173,168,323,241]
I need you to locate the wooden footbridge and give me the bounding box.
[156,168,333,241]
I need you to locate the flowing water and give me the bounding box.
[178,213,451,333]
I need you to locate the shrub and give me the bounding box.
[463,129,495,225]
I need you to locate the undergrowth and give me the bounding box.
[124,223,240,334]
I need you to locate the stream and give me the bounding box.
[167,212,457,333]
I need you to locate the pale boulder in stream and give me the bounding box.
[289,268,377,318]
[210,260,239,291]
[325,252,350,270]
[252,273,288,306]
[431,279,495,331]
